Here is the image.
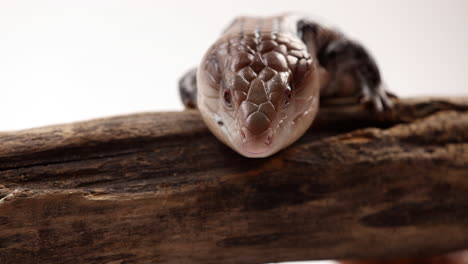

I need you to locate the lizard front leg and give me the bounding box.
[179,67,198,109]
[299,20,394,111]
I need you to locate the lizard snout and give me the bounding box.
[239,127,273,156]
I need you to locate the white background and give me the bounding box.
[0,0,467,132]
[0,1,466,263]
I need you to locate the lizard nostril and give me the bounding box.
[264,128,273,145]
[240,128,247,142]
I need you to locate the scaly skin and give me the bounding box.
[180,14,393,158]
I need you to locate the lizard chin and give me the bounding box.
[237,127,275,158]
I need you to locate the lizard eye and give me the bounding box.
[223,89,233,108]
[282,89,292,108]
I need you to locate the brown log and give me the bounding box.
[0,97,467,264]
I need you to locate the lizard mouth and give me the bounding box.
[239,127,274,157]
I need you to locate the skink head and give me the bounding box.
[198,32,319,158]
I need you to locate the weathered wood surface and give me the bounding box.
[0,97,467,264]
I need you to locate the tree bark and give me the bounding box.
[0,97,467,264]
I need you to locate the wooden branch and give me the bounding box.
[0,97,467,264]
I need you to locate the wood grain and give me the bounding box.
[0,97,467,264]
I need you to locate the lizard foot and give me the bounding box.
[360,83,395,112]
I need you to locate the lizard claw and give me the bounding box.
[359,83,394,112]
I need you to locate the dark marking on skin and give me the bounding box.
[217,232,283,247]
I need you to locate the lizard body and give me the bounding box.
[179,13,392,158]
